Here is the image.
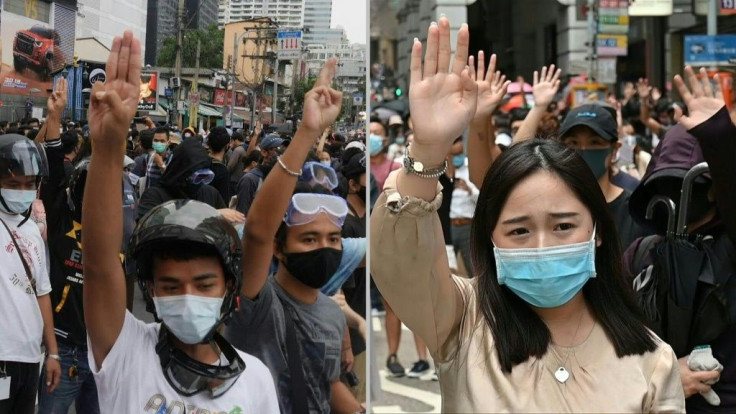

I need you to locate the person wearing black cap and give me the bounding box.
[233,133,284,215]
[558,103,649,250]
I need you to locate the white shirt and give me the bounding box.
[89,311,280,413]
[450,161,479,220]
[0,210,51,362]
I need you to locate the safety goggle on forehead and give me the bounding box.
[189,168,215,185]
[157,330,245,399]
[300,161,339,190]
[284,193,348,228]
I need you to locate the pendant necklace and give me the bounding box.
[553,309,585,384]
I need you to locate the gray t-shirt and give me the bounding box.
[225,276,345,414]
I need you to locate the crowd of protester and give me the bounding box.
[370,17,734,413]
[0,30,366,414]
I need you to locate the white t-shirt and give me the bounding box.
[0,210,51,363]
[89,311,280,413]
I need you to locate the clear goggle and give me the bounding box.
[284,193,348,228]
[189,168,215,185]
[300,161,339,190]
[156,329,245,399]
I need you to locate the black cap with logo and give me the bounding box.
[559,104,618,142]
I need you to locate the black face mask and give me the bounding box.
[281,247,343,289]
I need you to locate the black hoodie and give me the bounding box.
[137,138,225,221]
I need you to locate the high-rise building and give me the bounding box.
[76,0,148,57]
[186,0,219,29]
[145,0,178,65]
[218,0,303,29]
[145,0,219,66]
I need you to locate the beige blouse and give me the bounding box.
[370,170,685,413]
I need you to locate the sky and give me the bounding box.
[331,0,367,44]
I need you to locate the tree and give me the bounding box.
[157,24,224,69]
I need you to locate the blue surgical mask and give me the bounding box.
[320,161,331,167]
[152,142,168,154]
[153,294,225,344]
[369,134,384,156]
[579,148,612,179]
[395,137,406,145]
[453,154,466,168]
[493,230,596,308]
[0,189,36,214]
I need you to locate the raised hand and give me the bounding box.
[409,18,477,162]
[301,58,343,135]
[637,78,652,99]
[47,78,67,118]
[532,64,561,108]
[87,31,141,154]
[469,52,510,119]
[674,66,726,130]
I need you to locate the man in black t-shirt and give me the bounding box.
[559,104,650,251]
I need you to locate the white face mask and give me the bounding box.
[0,188,36,214]
[153,294,225,344]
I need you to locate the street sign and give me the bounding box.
[165,88,174,98]
[597,57,618,84]
[597,34,628,56]
[278,31,302,60]
[598,0,630,34]
[694,0,736,16]
[629,0,674,16]
[685,35,736,66]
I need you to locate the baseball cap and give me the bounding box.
[260,134,284,151]
[559,104,618,142]
[388,115,403,126]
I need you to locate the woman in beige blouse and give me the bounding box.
[370,17,686,413]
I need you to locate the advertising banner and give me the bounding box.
[0,0,71,96]
[685,35,736,66]
[629,0,673,16]
[138,71,158,111]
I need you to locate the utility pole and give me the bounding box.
[174,0,185,129]
[587,0,597,81]
[708,0,718,35]
[272,59,278,124]
[189,39,201,129]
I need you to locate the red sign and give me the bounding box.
[213,88,234,106]
[722,0,736,15]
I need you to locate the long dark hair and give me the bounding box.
[469,139,657,373]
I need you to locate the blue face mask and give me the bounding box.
[493,230,596,308]
[452,154,466,168]
[579,148,612,179]
[152,142,168,154]
[395,137,406,145]
[0,188,36,214]
[153,294,225,344]
[369,134,384,156]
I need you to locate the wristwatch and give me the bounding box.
[403,149,448,179]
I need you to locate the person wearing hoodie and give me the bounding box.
[626,67,736,413]
[137,138,244,224]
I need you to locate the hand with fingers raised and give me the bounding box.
[301,57,343,136]
[469,52,510,120]
[409,18,478,164]
[532,65,561,109]
[47,78,68,119]
[637,78,652,99]
[87,30,142,155]
[674,66,726,131]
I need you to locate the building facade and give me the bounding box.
[218,0,303,29]
[186,0,219,29]
[145,0,178,65]
[76,0,148,54]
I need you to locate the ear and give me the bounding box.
[272,239,284,262]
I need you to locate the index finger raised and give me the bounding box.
[314,58,337,88]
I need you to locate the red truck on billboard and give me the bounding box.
[13,26,60,81]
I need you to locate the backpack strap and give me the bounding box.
[0,217,37,295]
[283,307,309,414]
